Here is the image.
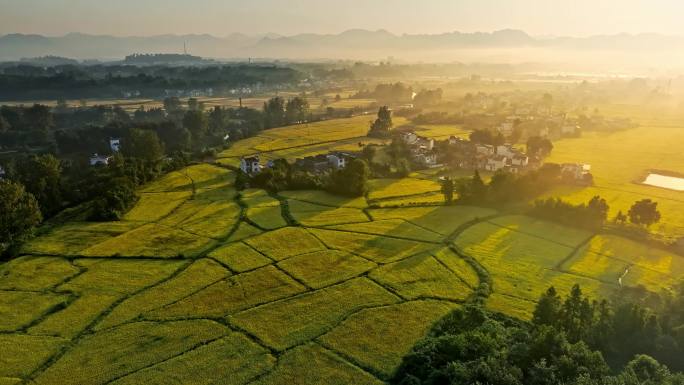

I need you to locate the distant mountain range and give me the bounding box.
[2,29,684,65]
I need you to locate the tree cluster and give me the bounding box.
[530,196,609,231]
[393,283,684,385]
[454,165,563,206]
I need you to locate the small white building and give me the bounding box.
[496,144,517,158]
[326,153,347,169]
[485,155,508,171]
[476,144,495,156]
[510,154,529,167]
[562,163,591,180]
[400,131,418,145]
[240,156,261,174]
[109,138,121,152]
[90,154,112,166]
[0,165,6,179]
[498,122,514,136]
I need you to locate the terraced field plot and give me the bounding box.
[3,153,684,384]
[560,234,684,292]
[453,217,617,317]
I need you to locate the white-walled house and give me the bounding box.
[561,163,591,180]
[511,154,529,167]
[90,154,113,166]
[498,122,514,136]
[326,153,347,169]
[485,155,508,171]
[109,138,121,152]
[496,144,517,158]
[240,156,261,174]
[476,144,495,156]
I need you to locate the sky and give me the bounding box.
[2,0,684,37]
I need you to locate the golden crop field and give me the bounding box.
[546,116,684,239]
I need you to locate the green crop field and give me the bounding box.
[545,123,684,239]
[3,107,684,385]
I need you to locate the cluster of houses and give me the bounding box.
[495,111,581,140]
[399,131,439,168]
[239,151,357,175]
[399,129,531,173]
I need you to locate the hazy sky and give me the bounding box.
[2,0,684,37]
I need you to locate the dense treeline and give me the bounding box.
[447,165,563,206]
[393,284,684,385]
[0,64,302,100]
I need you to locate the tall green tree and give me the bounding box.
[15,154,63,216]
[628,199,661,227]
[263,97,286,128]
[0,180,42,249]
[122,128,164,163]
[285,97,310,124]
[368,106,393,137]
[182,110,208,143]
[533,286,562,327]
[441,177,454,204]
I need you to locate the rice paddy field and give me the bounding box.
[545,106,684,239]
[3,110,684,383]
[216,115,404,165]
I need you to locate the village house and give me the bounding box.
[476,144,495,156]
[485,155,508,171]
[0,165,5,179]
[295,154,332,173]
[498,122,514,137]
[110,138,121,152]
[401,131,434,151]
[240,156,261,174]
[89,153,113,166]
[411,148,439,168]
[326,152,356,169]
[561,163,591,180]
[510,153,529,167]
[496,144,517,158]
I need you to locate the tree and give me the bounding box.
[15,154,63,216]
[368,106,393,137]
[527,136,554,158]
[533,286,562,327]
[628,199,661,227]
[285,97,310,124]
[328,159,369,197]
[614,210,627,224]
[0,180,42,248]
[263,97,286,128]
[187,98,205,112]
[0,115,9,133]
[441,177,454,204]
[23,104,54,144]
[585,195,609,229]
[89,177,138,221]
[182,110,208,143]
[122,128,164,163]
[154,121,191,152]
[163,97,182,115]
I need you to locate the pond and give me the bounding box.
[643,173,684,191]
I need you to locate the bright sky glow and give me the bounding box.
[1,0,683,37]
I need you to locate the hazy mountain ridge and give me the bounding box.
[2,29,684,63]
